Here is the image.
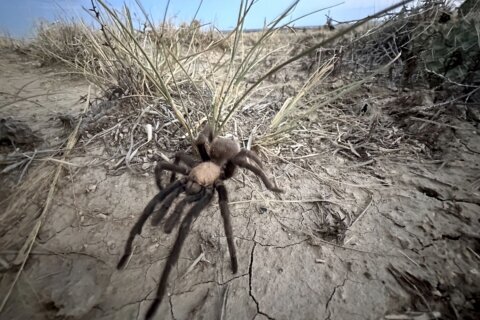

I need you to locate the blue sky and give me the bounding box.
[0,0,397,38]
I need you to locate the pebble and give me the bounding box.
[107,241,116,250]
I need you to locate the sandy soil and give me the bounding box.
[1,49,479,320]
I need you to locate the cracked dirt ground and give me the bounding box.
[1,49,480,320]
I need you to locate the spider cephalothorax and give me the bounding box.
[117,125,283,319]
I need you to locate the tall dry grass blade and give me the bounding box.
[217,0,413,132]
[211,0,307,134]
[258,53,401,146]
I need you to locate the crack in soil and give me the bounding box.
[417,186,480,206]
[169,295,177,320]
[324,276,348,320]
[249,241,276,320]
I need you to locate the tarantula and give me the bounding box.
[117,126,283,320]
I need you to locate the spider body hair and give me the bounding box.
[117,125,283,319]
[188,162,221,186]
[150,162,220,225]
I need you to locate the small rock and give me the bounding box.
[122,127,129,133]
[86,184,97,193]
[142,163,151,170]
[97,214,107,220]
[107,241,115,250]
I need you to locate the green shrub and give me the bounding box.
[423,17,480,88]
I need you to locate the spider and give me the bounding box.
[117,125,283,320]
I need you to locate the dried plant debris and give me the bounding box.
[312,203,348,243]
[78,99,126,136]
[384,311,441,320]
[73,94,192,174]
[387,265,437,307]
[387,264,480,320]
[0,117,42,146]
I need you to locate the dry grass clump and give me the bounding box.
[175,20,231,51]
[340,0,479,90]
[328,0,480,151]
[27,0,414,148]
[0,34,25,51]
[252,0,478,161]
[29,0,234,142]
[31,20,94,66]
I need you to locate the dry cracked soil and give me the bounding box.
[0,48,479,320]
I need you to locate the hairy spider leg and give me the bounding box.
[195,125,213,161]
[154,162,189,190]
[164,189,205,234]
[216,183,238,274]
[168,151,199,185]
[235,149,264,168]
[222,150,265,180]
[151,184,185,226]
[222,161,237,180]
[145,189,214,320]
[232,158,284,193]
[196,141,210,162]
[117,180,184,270]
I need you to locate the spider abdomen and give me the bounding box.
[189,162,221,186]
